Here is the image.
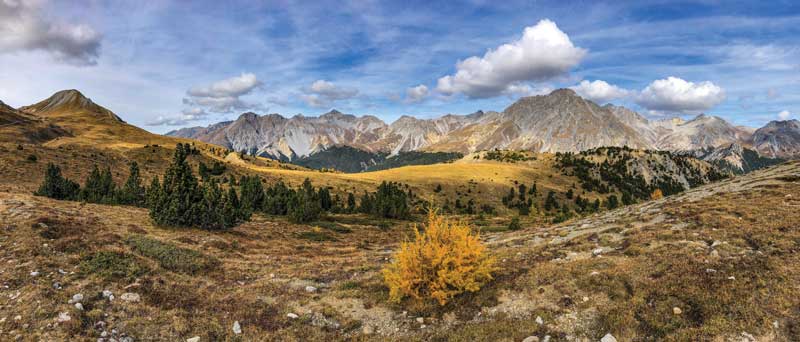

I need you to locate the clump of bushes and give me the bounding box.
[383,210,496,305]
[80,251,149,280]
[126,235,220,275]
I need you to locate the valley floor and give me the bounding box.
[1,161,799,341]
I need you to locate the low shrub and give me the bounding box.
[126,235,220,275]
[383,210,496,305]
[80,251,149,280]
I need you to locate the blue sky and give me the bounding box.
[1,0,798,133]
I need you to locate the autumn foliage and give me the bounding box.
[383,210,496,305]
[650,188,664,200]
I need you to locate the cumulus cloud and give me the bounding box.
[301,80,359,107]
[778,110,791,120]
[0,0,101,65]
[635,77,725,114]
[183,73,263,112]
[404,84,428,103]
[570,80,630,103]
[436,19,586,98]
[146,108,209,126]
[504,84,554,97]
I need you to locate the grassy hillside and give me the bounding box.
[1,155,796,341]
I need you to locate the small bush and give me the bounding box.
[26,154,38,162]
[508,217,522,231]
[383,210,496,305]
[80,251,149,280]
[650,189,664,200]
[126,235,220,275]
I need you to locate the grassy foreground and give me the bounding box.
[0,158,798,340]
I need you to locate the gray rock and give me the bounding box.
[600,333,618,342]
[287,313,299,319]
[56,312,71,322]
[522,336,539,342]
[232,321,242,334]
[416,317,424,324]
[102,290,114,299]
[120,293,140,302]
[304,286,317,293]
[186,337,200,342]
[535,316,543,325]
[70,293,84,304]
[75,303,84,311]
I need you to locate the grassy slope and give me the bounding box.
[0,158,797,341]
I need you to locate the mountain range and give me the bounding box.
[168,89,800,165]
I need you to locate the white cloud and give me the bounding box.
[636,76,725,114]
[778,110,791,120]
[146,108,209,126]
[183,73,262,112]
[504,84,554,97]
[436,19,586,98]
[301,80,359,107]
[404,84,428,103]
[570,80,630,103]
[0,0,102,65]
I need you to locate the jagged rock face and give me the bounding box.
[681,143,785,174]
[752,120,800,158]
[166,88,799,160]
[648,114,752,151]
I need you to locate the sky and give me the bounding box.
[1,0,799,133]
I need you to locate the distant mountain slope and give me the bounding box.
[0,100,70,144]
[291,145,463,173]
[14,90,194,149]
[172,89,784,160]
[683,143,785,174]
[752,120,800,159]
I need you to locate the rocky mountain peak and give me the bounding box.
[20,89,123,122]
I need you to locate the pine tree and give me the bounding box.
[150,144,203,227]
[288,178,321,223]
[544,191,559,211]
[34,163,80,200]
[118,161,145,206]
[606,195,619,209]
[319,187,332,211]
[346,192,357,213]
[239,175,265,216]
[81,165,116,204]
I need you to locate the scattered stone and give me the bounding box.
[522,336,539,342]
[535,316,543,325]
[287,313,299,319]
[582,296,589,302]
[75,303,84,311]
[542,336,551,342]
[102,290,114,299]
[120,337,134,342]
[232,321,242,334]
[30,271,39,277]
[673,307,682,315]
[14,315,22,321]
[728,276,736,281]
[600,333,618,342]
[186,337,200,342]
[304,286,317,293]
[592,248,604,256]
[590,271,600,276]
[121,293,140,302]
[56,312,71,323]
[740,331,755,342]
[70,293,84,304]
[711,240,722,248]
[52,282,62,290]
[416,317,424,324]
[705,268,717,273]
